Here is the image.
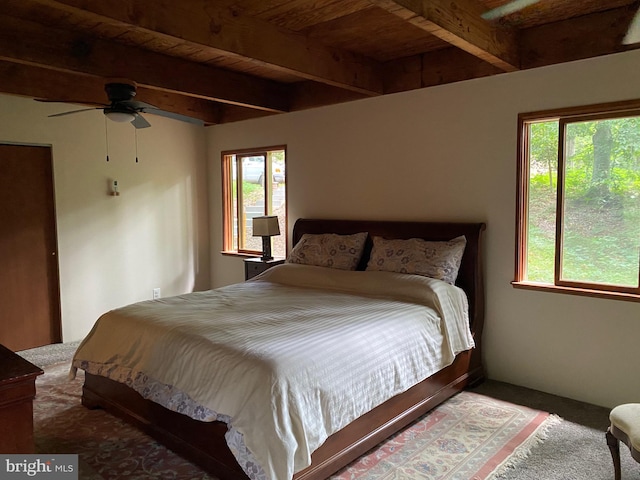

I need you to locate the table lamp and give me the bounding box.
[252,215,280,261]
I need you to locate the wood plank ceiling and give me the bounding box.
[1,0,638,125]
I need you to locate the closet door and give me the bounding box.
[0,144,61,351]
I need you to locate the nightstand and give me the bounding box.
[244,257,285,280]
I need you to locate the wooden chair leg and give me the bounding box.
[606,427,622,480]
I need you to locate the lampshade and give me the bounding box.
[105,110,136,123]
[252,216,280,237]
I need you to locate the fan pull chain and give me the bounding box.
[135,127,139,163]
[104,116,110,162]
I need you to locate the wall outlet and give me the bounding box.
[153,288,161,299]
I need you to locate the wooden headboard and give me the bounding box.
[292,218,486,345]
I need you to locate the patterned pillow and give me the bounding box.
[286,232,368,270]
[366,235,467,284]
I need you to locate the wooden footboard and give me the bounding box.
[82,349,482,480]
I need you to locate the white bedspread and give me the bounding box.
[71,264,474,480]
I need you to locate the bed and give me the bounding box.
[72,218,486,480]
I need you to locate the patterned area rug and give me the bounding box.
[34,362,560,480]
[330,390,561,480]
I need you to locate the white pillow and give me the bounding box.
[366,235,466,284]
[287,232,368,270]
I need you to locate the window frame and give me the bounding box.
[514,100,640,302]
[221,145,287,257]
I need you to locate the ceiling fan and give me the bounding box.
[481,0,640,45]
[39,80,204,128]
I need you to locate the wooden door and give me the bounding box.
[0,144,61,351]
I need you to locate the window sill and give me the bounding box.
[220,251,261,258]
[512,281,640,303]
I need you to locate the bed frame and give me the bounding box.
[81,218,486,480]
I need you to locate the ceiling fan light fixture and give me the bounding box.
[105,110,135,123]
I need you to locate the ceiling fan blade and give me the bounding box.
[141,107,205,126]
[131,113,151,129]
[48,107,100,118]
[119,100,155,110]
[623,7,640,45]
[40,81,202,128]
[119,100,204,125]
[36,99,107,107]
[481,0,540,20]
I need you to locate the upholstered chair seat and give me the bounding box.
[607,403,640,480]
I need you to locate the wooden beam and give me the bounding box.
[383,47,503,93]
[217,106,279,125]
[420,48,503,87]
[0,61,223,125]
[370,0,520,72]
[520,5,639,69]
[289,82,370,111]
[382,56,424,94]
[382,5,638,94]
[15,0,383,96]
[0,13,290,113]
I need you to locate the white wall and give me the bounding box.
[207,50,640,408]
[0,94,210,342]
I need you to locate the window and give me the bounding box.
[516,101,640,299]
[222,146,286,258]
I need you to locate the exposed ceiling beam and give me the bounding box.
[2,0,632,126]
[0,14,290,113]
[520,5,635,69]
[0,61,223,125]
[217,106,278,125]
[382,4,637,95]
[289,82,371,111]
[14,0,383,96]
[370,0,520,72]
[383,47,503,93]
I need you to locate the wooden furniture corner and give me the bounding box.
[0,343,43,453]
